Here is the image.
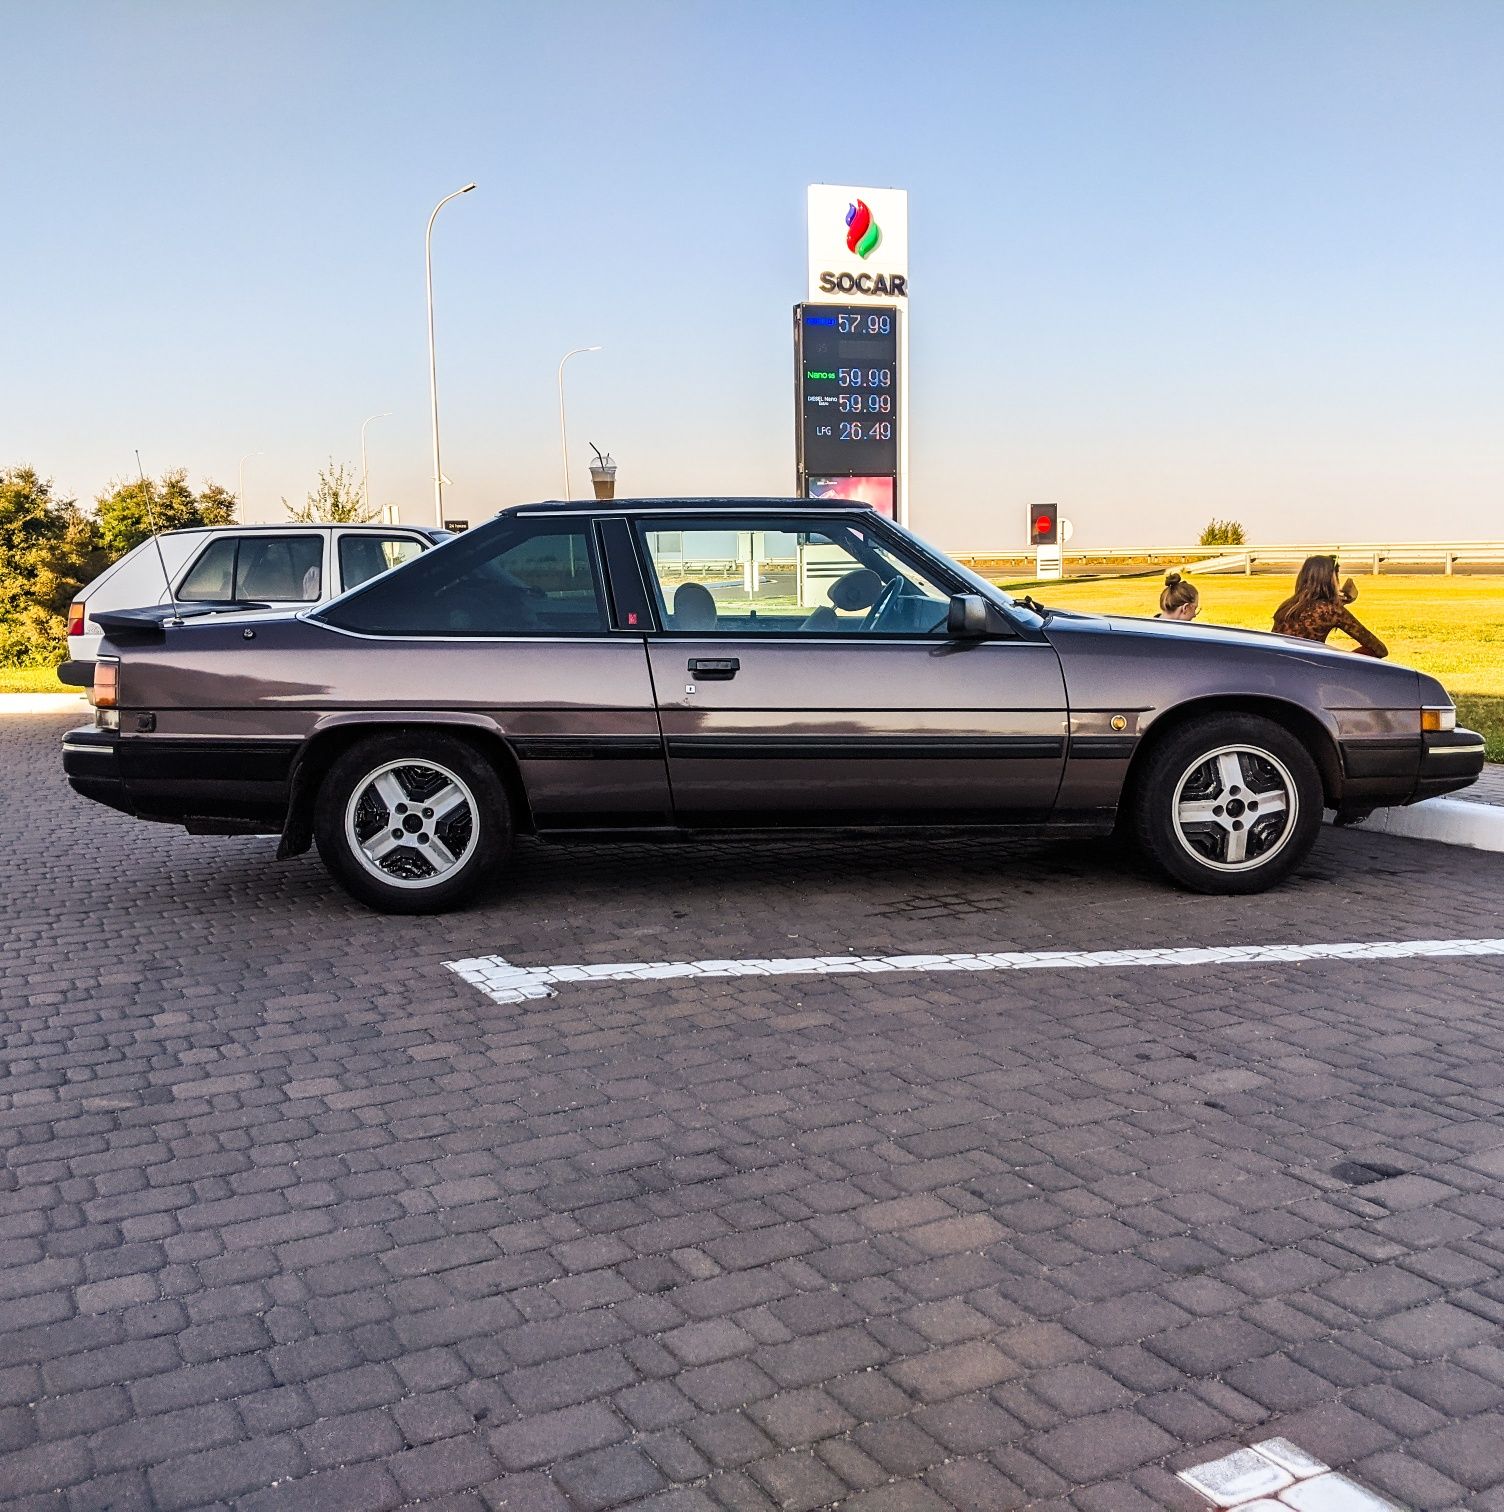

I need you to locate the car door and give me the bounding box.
[633,513,1068,825]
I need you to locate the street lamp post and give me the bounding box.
[557,346,603,499]
[425,183,476,528]
[237,451,262,522]
[360,412,392,519]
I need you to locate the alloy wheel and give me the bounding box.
[344,758,479,889]
[1171,743,1297,872]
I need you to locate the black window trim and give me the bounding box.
[594,516,661,633]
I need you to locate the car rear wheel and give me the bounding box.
[313,733,511,913]
[1130,714,1324,894]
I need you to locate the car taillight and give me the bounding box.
[67,601,86,636]
[90,660,119,709]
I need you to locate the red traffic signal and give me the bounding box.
[1029,504,1059,546]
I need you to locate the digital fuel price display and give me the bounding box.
[795,304,900,480]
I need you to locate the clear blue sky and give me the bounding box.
[4,0,1501,547]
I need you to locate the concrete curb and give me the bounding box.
[0,692,88,715]
[1327,797,1504,854]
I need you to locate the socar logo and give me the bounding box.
[845,199,881,259]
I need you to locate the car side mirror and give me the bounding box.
[947,593,988,637]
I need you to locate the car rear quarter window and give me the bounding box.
[338,534,426,590]
[316,519,607,636]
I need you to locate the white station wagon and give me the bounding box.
[61,522,447,685]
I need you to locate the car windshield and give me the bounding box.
[893,524,1016,606]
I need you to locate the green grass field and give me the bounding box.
[0,666,73,694]
[1009,573,1504,760]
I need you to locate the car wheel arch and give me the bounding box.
[1127,695,1343,810]
[278,718,535,859]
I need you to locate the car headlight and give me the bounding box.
[1421,706,1456,732]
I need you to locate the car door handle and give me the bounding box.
[687,658,739,680]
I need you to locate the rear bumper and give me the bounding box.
[62,727,132,815]
[1409,726,1488,803]
[62,726,294,833]
[57,659,95,688]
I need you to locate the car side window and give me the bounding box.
[634,519,953,636]
[178,538,238,601]
[338,534,425,591]
[316,520,606,636]
[235,537,323,601]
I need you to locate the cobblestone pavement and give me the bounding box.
[6,711,1504,1512]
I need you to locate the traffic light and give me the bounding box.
[1028,504,1059,547]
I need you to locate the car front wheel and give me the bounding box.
[1130,714,1324,894]
[313,733,511,913]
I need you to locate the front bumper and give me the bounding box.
[1410,726,1488,803]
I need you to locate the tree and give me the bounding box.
[1199,518,1247,546]
[93,468,236,560]
[283,461,376,524]
[0,466,104,667]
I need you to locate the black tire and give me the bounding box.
[1129,714,1324,895]
[313,732,511,913]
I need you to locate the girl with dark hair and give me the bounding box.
[1156,571,1199,620]
[1272,555,1387,657]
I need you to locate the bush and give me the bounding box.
[1199,518,1247,546]
[94,469,235,559]
[0,467,104,668]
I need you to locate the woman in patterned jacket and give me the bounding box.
[1272,555,1388,658]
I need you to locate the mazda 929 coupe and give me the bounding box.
[64,499,1484,913]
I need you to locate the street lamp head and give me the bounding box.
[460,183,477,193]
[585,345,603,352]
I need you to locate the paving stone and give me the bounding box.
[1374,1300,1500,1358]
[553,1441,667,1509]
[489,1403,627,1471]
[1413,1412,1504,1490]
[1148,1316,1281,1375]
[1029,1409,1177,1480]
[887,1339,1018,1402]
[745,1387,855,1447]
[148,1435,307,1511]
[746,1448,848,1511]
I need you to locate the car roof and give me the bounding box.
[507,497,877,517]
[158,523,441,537]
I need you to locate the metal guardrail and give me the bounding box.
[954,542,1504,576]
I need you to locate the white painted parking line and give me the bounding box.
[446,936,1504,1006]
[1179,1437,1405,1510]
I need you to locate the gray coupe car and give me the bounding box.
[64,499,1484,912]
